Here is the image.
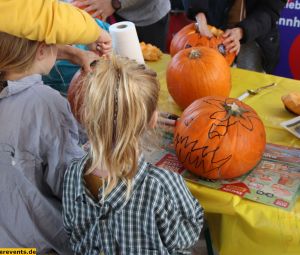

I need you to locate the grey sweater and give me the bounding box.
[118,0,171,26]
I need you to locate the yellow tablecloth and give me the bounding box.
[147,55,300,255]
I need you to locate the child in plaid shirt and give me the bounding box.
[62,55,204,255]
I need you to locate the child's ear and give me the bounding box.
[149,110,158,129]
[35,43,47,61]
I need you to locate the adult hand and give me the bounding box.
[72,0,115,20]
[222,27,243,54]
[195,12,213,38]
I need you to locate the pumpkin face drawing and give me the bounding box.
[174,96,266,179]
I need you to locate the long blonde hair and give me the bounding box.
[0,32,39,82]
[83,55,160,197]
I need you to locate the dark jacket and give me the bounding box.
[183,0,287,73]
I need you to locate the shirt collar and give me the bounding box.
[0,74,43,99]
[75,153,150,211]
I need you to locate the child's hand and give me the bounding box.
[57,45,99,72]
[72,0,115,20]
[158,112,179,127]
[77,50,100,73]
[195,12,213,38]
[93,29,112,56]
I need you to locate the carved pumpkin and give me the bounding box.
[170,23,236,66]
[67,69,87,123]
[167,47,231,109]
[174,96,266,179]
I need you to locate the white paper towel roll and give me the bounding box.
[109,21,145,64]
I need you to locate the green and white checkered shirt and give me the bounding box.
[63,153,203,255]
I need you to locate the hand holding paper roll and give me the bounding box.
[109,21,145,64]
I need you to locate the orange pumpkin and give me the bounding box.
[167,47,231,109]
[67,69,87,123]
[174,96,266,179]
[170,23,236,66]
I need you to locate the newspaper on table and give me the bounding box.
[281,116,300,139]
[145,128,300,211]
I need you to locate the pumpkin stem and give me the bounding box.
[224,102,248,117]
[189,49,201,59]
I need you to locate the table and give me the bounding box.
[147,55,300,255]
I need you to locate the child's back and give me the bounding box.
[64,154,203,254]
[63,55,203,255]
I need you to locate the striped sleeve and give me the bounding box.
[155,172,204,253]
[62,160,78,235]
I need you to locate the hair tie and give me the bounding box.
[112,69,121,146]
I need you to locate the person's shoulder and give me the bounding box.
[65,153,88,180]
[30,84,68,108]
[146,164,201,218]
[146,164,186,194]
[29,84,76,127]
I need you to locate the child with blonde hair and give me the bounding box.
[63,55,204,254]
[0,31,109,253]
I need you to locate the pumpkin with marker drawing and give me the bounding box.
[170,23,236,66]
[174,96,266,179]
[167,47,231,110]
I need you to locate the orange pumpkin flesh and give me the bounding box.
[174,96,266,179]
[170,23,236,66]
[167,47,231,110]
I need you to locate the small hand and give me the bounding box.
[77,50,100,73]
[56,45,99,72]
[93,29,112,56]
[195,12,213,38]
[222,27,243,54]
[157,112,179,127]
[72,50,100,73]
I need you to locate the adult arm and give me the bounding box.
[183,0,209,20]
[0,0,101,44]
[182,0,212,37]
[73,0,145,19]
[237,0,287,43]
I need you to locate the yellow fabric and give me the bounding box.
[0,0,100,44]
[148,55,300,255]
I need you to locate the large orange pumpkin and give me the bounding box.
[170,23,236,66]
[167,47,231,109]
[174,96,266,179]
[67,69,87,123]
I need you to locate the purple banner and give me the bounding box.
[273,0,300,80]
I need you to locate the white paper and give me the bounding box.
[109,21,145,64]
[281,116,300,139]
